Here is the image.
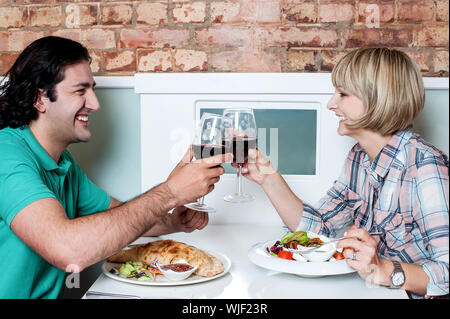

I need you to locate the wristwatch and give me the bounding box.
[390,260,405,289]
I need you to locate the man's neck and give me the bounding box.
[28,122,66,163]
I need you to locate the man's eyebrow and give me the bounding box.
[72,81,96,89]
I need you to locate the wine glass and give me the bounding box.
[222,107,257,203]
[184,112,229,213]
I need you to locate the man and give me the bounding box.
[0,36,230,298]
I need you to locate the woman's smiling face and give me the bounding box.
[327,88,366,138]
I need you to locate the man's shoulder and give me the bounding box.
[0,127,35,163]
[0,126,27,142]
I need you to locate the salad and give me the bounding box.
[109,260,162,281]
[267,230,345,262]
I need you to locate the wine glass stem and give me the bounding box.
[198,196,205,206]
[236,164,243,195]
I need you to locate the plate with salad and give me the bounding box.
[102,250,231,286]
[248,230,355,277]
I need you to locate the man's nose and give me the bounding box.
[86,90,100,111]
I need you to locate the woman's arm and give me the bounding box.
[259,171,304,231]
[413,153,449,297]
[240,149,304,231]
[241,148,354,234]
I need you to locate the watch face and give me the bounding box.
[392,272,405,286]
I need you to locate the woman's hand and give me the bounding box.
[337,226,392,287]
[233,148,277,186]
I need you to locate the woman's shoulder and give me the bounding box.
[402,132,449,168]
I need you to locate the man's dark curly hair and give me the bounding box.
[0,36,91,129]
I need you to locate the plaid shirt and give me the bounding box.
[297,130,449,298]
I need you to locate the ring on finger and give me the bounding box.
[350,250,357,260]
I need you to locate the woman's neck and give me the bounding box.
[354,130,393,162]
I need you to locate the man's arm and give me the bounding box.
[107,197,208,237]
[11,182,177,272]
[142,206,209,237]
[10,151,230,273]
[108,197,122,209]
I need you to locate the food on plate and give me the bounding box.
[160,263,194,272]
[156,258,198,281]
[342,247,355,253]
[333,252,345,260]
[107,239,224,277]
[277,250,294,260]
[110,261,162,281]
[268,231,341,262]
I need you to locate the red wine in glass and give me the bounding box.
[185,112,229,213]
[222,107,257,203]
[226,136,257,165]
[192,144,226,160]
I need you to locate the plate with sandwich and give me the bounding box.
[102,239,231,286]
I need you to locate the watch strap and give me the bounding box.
[393,260,402,273]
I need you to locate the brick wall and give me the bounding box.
[0,0,448,76]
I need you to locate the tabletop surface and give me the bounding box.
[83,224,408,299]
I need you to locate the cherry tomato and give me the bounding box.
[277,250,294,260]
[333,252,344,260]
[343,247,355,253]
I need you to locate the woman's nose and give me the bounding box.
[327,94,338,110]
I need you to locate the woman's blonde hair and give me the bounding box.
[331,47,425,135]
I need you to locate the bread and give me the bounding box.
[107,239,224,277]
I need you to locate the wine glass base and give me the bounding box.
[184,202,216,213]
[223,193,255,203]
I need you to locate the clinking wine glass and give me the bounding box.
[184,113,229,213]
[222,107,257,203]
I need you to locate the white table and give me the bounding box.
[83,224,407,299]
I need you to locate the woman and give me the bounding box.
[242,48,449,298]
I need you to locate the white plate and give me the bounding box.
[248,239,355,277]
[102,250,231,286]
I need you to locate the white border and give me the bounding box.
[0,76,134,89]
[2,75,449,90]
[93,76,134,88]
[423,77,449,90]
[134,73,448,93]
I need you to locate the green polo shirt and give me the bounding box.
[0,125,110,299]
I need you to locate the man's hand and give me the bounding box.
[169,206,209,233]
[141,206,209,237]
[165,146,232,206]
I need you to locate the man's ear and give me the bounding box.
[34,89,48,113]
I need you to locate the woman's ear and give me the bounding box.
[34,89,48,113]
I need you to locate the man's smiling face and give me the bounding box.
[41,61,100,147]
